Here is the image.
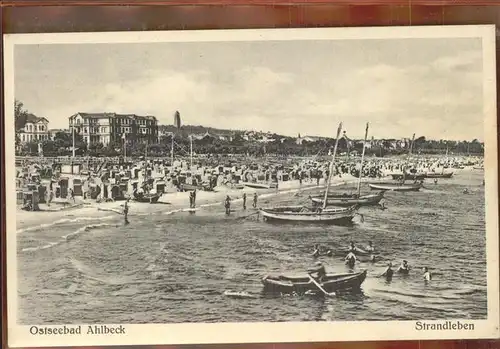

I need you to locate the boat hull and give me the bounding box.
[424,172,453,179]
[259,206,357,225]
[242,182,278,189]
[368,183,421,192]
[133,194,161,203]
[390,173,426,181]
[310,192,384,207]
[262,270,367,294]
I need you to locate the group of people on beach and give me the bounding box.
[308,241,432,283]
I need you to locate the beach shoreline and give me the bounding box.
[14,166,480,231]
[15,176,365,231]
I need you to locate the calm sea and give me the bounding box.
[17,170,486,324]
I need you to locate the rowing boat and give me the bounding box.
[259,205,357,225]
[241,181,278,189]
[424,172,453,179]
[310,191,385,207]
[262,270,367,294]
[368,182,422,192]
[133,192,161,203]
[390,173,426,181]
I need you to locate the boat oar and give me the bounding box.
[236,211,260,220]
[307,275,336,297]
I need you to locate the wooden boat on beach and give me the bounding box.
[241,181,278,189]
[259,123,359,225]
[390,173,426,181]
[424,172,453,179]
[132,191,161,203]
[262,270,367,294]
[368,182,422,192]
[310,191,385,207]
[259,205,358,225]
[310,123,386,208]
[180,182,214,192]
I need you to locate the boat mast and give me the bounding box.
[322,122,343,209]
[356,122,369,197]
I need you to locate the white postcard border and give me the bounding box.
[4,25,499,347]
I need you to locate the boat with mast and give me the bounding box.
[368,133,423,192]
[259,122,359,225]
[309,123,385,207]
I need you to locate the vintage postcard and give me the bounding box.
[4,25,499,347]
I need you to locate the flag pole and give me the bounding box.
[123,133,127,163]
[72,125,75,158]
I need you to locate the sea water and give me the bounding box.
[16,170,486,324]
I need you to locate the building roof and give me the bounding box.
[70,112,157,121]
[25,113,49,124]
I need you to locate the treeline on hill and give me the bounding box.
[17,133,484,158]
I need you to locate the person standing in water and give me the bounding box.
[224,195,231,215]
[242,193,247,210]
[123,199,130,225]
[252,192,258,208]
[423,267,432,282]
[381,262,394,281]
[189,191,194,208]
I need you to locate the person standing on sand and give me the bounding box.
[192,189,197,208]
[242,193,247,210]
[253,192,258,208]
[224,195,231,215]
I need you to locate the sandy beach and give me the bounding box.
[15,176,363,231]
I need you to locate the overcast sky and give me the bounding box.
[14,37,484,141]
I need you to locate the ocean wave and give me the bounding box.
[17,215,116,234]
[20,222,118,253]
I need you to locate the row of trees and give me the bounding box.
[16,134,484,157]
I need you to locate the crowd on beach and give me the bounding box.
[15,154,483,214]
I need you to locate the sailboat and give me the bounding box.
[309,123,385,207]
[259,122,359,225]
[369,133,423,192]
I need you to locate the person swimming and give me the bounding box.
[345,251,356,267]
[312,244,320,258]
[396,260,410,275]
[348,241,357,253]
[365,241,374,253]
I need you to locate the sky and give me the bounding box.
[14,37,485,141]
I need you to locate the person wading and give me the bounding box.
[224,195,231,215]
[252,193,258,208]
[123,199,130,225]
